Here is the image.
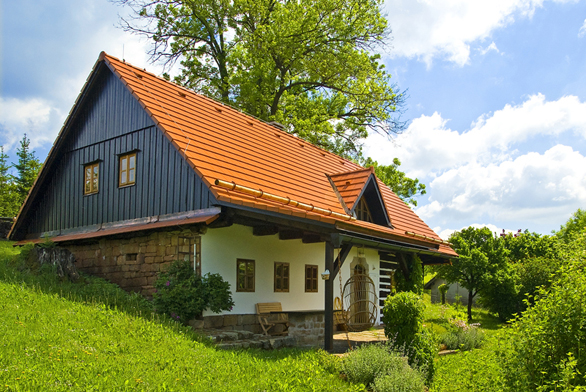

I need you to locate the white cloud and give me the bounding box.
[366,94,586,178]
[365,93,586,232]
[384,0,576,66]
[579,19,586,37]
[479,42,500,56]
[435,223,517,240]
[0,97,61,153]
[417,145,586,226]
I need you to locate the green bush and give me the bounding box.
[382,291,425,345]
[395,255,423,295]
[341,343,423,390]
[500,232,586,391]
[382,292,437,384]
[153,259,234,323]
[440,320,485,351]
[373,366,425,392]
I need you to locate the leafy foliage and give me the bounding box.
[434,227,508,321]
[500,231,586,391]
[382,291,437,383]
[116,0,405,159]
[341,343,424,391]
[363,157,426,206]
[382,291,425,345]
[153,259,234,322]
[556,208,586,243]
[394,254,423,295]
[439,319,485,351]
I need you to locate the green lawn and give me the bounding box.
[422,291,508,392]
[0,243,362,392]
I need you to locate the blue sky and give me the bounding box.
[1,0,586,238]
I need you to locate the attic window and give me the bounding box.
[355,198,373,223]
[119,152,136,187]
[84,162,99,195]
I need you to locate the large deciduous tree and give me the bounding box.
[435,227,508,321]
[116,0,405,159]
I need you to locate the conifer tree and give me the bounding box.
[12,134,42,207]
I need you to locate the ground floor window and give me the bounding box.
[237,259,255,292]
[274,262,289,292]
[305,264,318,292]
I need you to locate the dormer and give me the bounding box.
[328,167,392,227]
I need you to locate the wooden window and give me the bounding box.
[274,262,289,292]
[237,259,255,292]
[305,264,318,292]
[119,152,136,187]
[355,198,373,223]
[84,162,99,195]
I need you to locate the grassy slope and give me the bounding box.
[0,242,362,392]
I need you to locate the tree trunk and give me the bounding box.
[467,290,474,321]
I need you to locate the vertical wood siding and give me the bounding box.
[26,67,217,235]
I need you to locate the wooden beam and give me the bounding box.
[252,225,279,236]
[278,229,304,240]
[302,233,322,243]
[332,242,353,279]
[324,240,335,352]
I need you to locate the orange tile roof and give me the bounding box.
[329,167,374,211]
[100,52,456,257]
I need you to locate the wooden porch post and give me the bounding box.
[324,240,335,351]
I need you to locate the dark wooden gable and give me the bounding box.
[12,63,217,240]
[351,175,392,227]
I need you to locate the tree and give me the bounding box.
[434,227,508,321]
[116,0,405,159]
[12,134,42,207]
[363,157,426,206]
[0,146,20,217]
[556,208,586,243]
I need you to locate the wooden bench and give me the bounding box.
[256,302,289,336]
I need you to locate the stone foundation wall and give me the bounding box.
[288,312,325,346]
[65,229,200,296]
[193,312,327,346]
[191,314,263,335]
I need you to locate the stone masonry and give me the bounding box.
[66,229,201,296]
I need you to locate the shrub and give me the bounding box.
[440,319,485,351]
[395,255,423,295]
[153,260,234,323]
[373,366,425,392]
[382,292,437,384]
[499,233,586,391]
[341,343,423,390]
[382,291,424,346]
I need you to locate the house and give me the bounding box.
[425,276,476,306]
[9,52,457,349]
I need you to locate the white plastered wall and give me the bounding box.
[201,223,382,323]
[201,224,325,315]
